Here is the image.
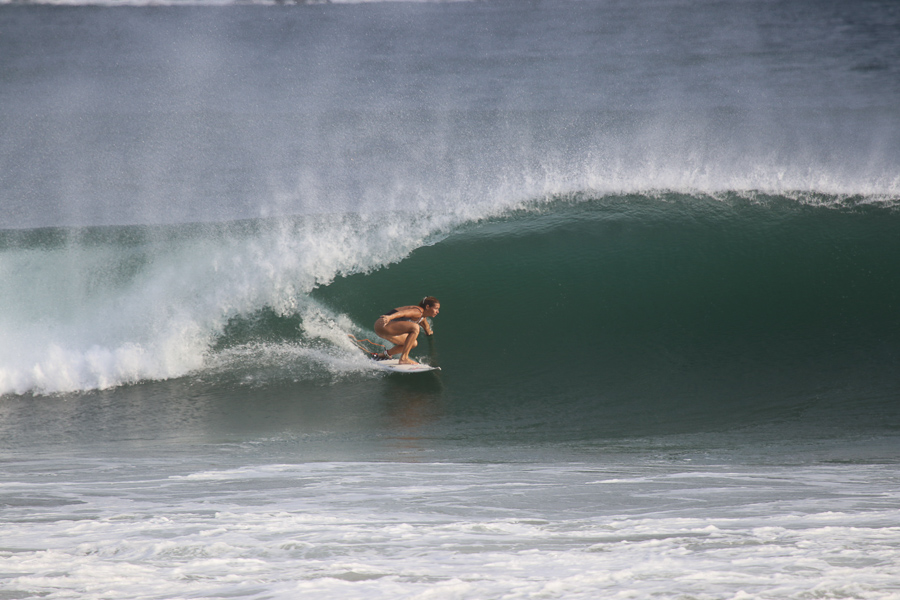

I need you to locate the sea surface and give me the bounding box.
[2,1,899,598]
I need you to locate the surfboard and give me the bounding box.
[349,336,440,373]
[374,358,440,373]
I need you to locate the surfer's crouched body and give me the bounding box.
[374,297,440,365]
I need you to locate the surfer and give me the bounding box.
[374,297,440,365]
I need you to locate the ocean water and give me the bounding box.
[2,1,900,598]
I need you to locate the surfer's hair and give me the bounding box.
[419,296,440,309]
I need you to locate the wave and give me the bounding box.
[2,190,899,414]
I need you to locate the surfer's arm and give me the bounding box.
[380,306,420,325]
[422,319,433,336]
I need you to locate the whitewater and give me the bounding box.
[2,1,900,598]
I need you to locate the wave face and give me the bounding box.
[316,194,900,437]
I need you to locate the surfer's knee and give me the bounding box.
[405,324,420,347]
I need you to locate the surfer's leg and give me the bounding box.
[396,323,420,364]
[382,337,406,357]
[374,320,420,364]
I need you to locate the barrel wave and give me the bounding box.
[3,191,898,441]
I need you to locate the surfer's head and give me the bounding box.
[419,296,440,317]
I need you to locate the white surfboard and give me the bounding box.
[374,358,440,373]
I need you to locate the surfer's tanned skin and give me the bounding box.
[374,297,440,365]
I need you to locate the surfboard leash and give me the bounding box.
[348,334,389,358]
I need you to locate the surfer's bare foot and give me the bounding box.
[398,358,419,365]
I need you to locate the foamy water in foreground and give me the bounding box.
[3,451,899,599]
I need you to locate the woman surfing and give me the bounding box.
[374,297,440,365]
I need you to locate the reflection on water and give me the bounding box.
[0,365,448,461]
[383,372,445,458]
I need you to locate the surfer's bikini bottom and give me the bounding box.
[383,311,424,325]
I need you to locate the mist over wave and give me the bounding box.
[2,1,899,230]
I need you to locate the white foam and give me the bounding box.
[0,214,445,396]
[2,460,898,600]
